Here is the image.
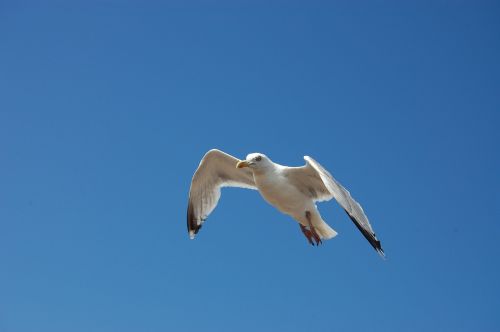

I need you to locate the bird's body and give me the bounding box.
[254,165,303,215]
[187,149,384,257]
[251,162,337,239]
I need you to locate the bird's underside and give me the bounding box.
[186,149,385,258]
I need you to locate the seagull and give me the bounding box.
[187,149,385,257]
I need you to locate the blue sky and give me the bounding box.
[1,1,499,331]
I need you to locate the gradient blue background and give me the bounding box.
[1,1,499,331]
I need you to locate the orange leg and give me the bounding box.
[300,224,315,245]
[300,211,322,246]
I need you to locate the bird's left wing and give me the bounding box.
[187,149,257,239]
[285,156,385,257]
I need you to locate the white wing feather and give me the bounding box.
[285,156,385,257]
[187,149,256,239]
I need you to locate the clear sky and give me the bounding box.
[1,1,499,331]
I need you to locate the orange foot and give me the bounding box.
[300,224,322,246]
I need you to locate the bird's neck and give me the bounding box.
[252,163,281,178]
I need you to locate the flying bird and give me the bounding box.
[187,149,385,257]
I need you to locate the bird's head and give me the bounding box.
[236,153,272,170]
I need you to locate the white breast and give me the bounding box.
[254,169,310,216]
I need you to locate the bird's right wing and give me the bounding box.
[187,149,257,239]
[303,156,385,257]
[285,156,385,257]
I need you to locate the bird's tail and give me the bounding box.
[316,222,338,240]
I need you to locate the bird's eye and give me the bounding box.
[255,156,262,162]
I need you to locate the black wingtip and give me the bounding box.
[344,209,385,259]
[187,200,202,237]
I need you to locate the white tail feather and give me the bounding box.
[317,222,338,239]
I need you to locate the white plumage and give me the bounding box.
[187,149,384,257]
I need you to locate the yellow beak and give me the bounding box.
[236,160,250,168]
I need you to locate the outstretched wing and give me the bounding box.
[285,156,385,257]
[187,149,256,239]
